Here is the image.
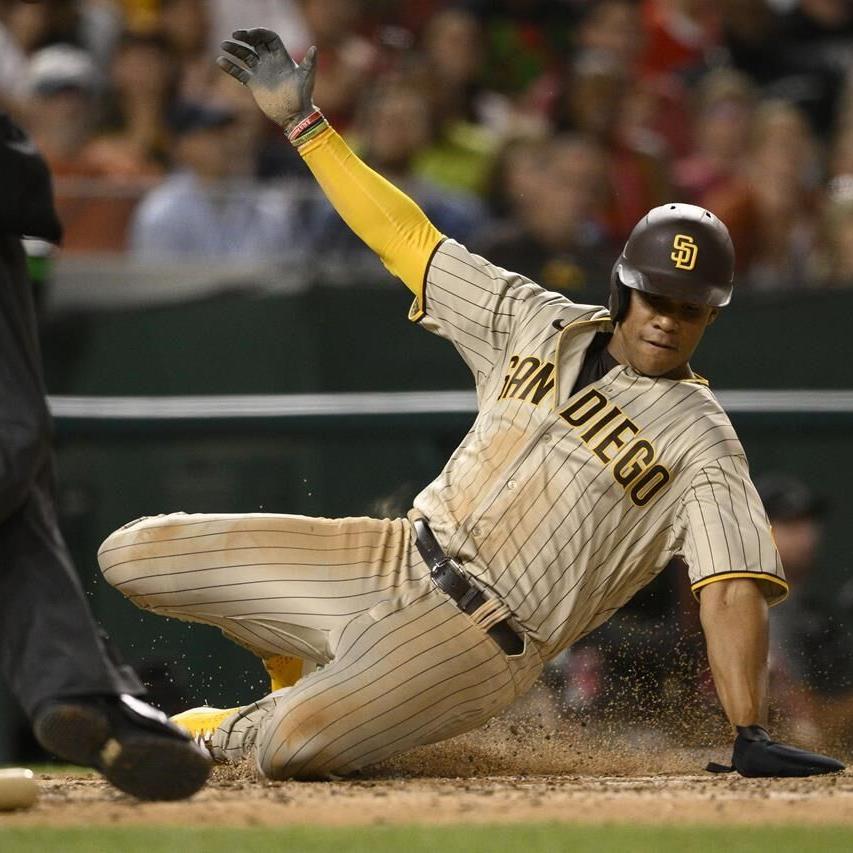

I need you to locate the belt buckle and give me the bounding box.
[430,556,452,578]
[430,557,457,590]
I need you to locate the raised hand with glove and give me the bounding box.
[217,28,319,136]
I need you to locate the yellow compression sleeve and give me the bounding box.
[298,126,444,301]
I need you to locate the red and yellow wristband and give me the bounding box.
[287,109,328,148]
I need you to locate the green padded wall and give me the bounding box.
[42,286,853,394]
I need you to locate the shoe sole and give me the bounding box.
[35,704,211,801]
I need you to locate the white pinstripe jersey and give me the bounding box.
[409,240,787,661]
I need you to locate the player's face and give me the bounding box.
[610,290,717,378]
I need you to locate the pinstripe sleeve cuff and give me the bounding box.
[690,572,789,606]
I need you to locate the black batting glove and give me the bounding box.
[708,725,845,778]
[217,28,318,133]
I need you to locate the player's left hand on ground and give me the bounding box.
[707,725,845,777]
[216,28,317,132]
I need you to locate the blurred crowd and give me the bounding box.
[2,0,853,298]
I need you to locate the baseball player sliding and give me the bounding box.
[98,28,844,781]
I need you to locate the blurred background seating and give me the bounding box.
[0,0,847,290]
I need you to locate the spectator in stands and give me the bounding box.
[24,43,160,252]
[87,30,177,178]
[640,0,722,78]
[819,121,853,286]
[130,101,295,260]
[815,180,853,288]
[420,6,486,125]
[26,39,170,184]
[158,0,215,103]
[705,100,820,291]
[584,1,701,161]
[575,0,645,70]
[0,0,121,77]
[829,122,853,182]
[524,1,644,121]
[674,68,756,205]
[23,43,102,176]
[772,0,851,136]
[474,134,614,297]
[465,0,575,99]
[720,0,849,136]
[0,0,37,113]
[297,0,378,132]
[309,79,485,267]
[483,133,549,223]
[551,50,671,243]
[413,7,500,195]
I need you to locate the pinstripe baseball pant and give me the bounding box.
[97,512,543,779]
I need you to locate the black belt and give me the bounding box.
[413,518,523,656]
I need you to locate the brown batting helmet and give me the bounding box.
[608,203,735,322]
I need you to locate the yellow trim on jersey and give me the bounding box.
[408,297,425,324]
[566,317,613,333]
[690,572,789,605]
[298,125,444,301]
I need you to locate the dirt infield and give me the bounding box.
[1,766,851,829]
[2,708,851,829]
[2,764,851,829]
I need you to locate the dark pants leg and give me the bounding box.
[0,466,142,719]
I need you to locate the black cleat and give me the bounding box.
[34,694,211,801]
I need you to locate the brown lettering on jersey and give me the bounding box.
[499,356,520,399]
[580,408,620,443]
[499,355,555,405]
[591,417,639,464]
[503,356,540,399]
[613,440,654,485]
[630,465,671,506]
[559,393,671,508]
[560,388,607,425]
[519,361,556,404]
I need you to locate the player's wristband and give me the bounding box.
[287,110,328,148]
